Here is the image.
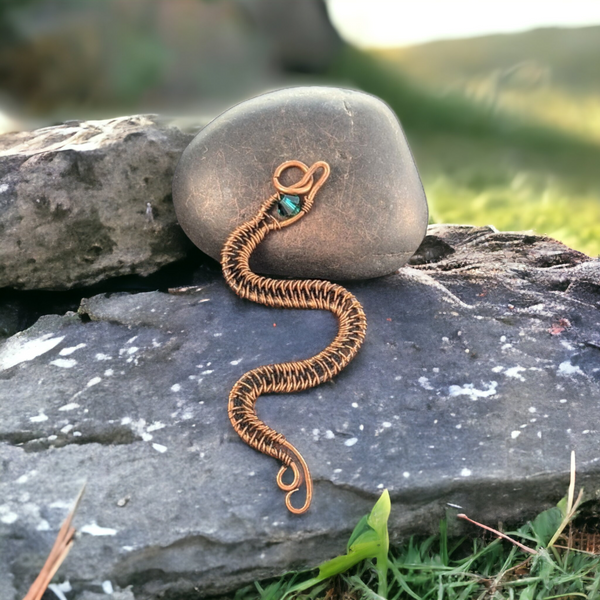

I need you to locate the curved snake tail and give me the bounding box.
[276,440,313,514]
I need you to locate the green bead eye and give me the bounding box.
[277,194,301,217]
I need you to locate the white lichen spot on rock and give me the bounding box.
[558,361,584,376]
[418,376,433,390]
[230,359,242,365]
[492,366,504,373]
[119,346,139,356]
[48,581,72,600]
[49,499,72,510]
[147,422,165,432]
[59,343,86,356]
[0,505,18,524]
[58,403,79,412]
[449,381,497,400]
[403,472,410,478]
[80,522,117,536]
[104,368,114,376]
[16,470,36,485]
[152,443,167,453]
[505,366,526,381]
[460,468,472,477]
[127,418,155,442]
[344,437,358,447]
[511,430,521,439]
[170,383,181,392]
[102,581,114,595]
[50,358,77,368]
[30,412,48,423]
[382,422,392,428]
[86,376,102,388]
[95,353,112,361]
[0,333,65,371]
[36,519,50,531]
[325,430,335,439]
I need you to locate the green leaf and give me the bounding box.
[317,546,374,580]
[368,490,391,596]
[284,490,391,598]
[368,489,392,538]
[347,514,370,550]
[529,507,563,547]
[556,495,568,519]
[439,519,449,567]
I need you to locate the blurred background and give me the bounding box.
[0,0,599,256]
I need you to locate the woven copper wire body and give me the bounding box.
[221,160,367,514]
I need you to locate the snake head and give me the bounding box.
[271,160,330,229]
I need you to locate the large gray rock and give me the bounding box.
[0,115,195,290]
[0,226,599,599]
[172,86,429,280]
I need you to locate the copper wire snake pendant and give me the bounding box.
[221,160,367,514]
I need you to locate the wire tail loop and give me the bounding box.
[276,442,313,515]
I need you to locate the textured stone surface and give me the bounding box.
[172,86,429,280]
[0,115,195,290]
[1,226,599,599]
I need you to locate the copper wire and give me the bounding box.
[221,160,367,514]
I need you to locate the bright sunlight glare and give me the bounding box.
[326,0,600,48]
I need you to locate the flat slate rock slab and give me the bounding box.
[0,226,599,598]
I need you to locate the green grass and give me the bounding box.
[232,457,600,600]
[410,133,600,257]
[326,45,600,258]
